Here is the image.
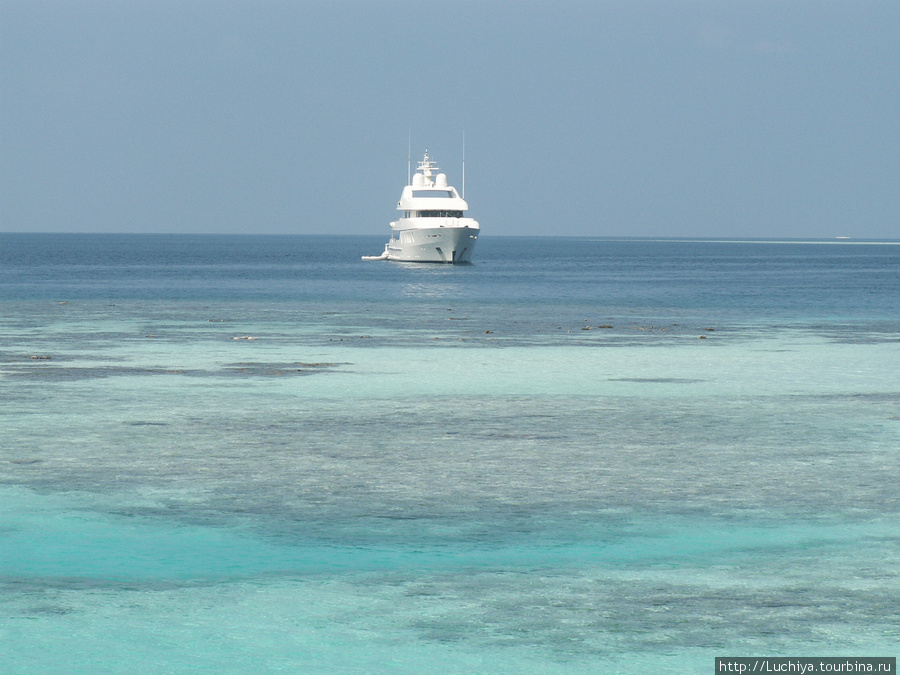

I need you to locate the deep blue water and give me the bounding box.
[1,235,898,673]
[3,234,899,314]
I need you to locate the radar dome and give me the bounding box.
[412,173,426,187]
[435,173,448,187]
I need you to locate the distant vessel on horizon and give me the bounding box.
[363,150,480,263]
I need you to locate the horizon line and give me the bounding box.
[2,231,898,244]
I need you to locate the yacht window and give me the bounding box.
[418,210,463,218]
[412,190,453,198]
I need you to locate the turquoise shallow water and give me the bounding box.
[1,235,898,673]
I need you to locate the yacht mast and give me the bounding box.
[462,131,466,199]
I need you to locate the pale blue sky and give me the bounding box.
[2,0,898,238]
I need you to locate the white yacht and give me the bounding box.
[364,150,479,263]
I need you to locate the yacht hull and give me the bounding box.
[387,224,478,263]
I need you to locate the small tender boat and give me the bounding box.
[363,150,480,263]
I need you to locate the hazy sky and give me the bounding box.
[2,0,898,238]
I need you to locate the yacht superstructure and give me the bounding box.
[364,150,479,263]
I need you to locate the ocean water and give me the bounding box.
[1,234,897,673]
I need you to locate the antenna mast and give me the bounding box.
[407,131,411,185]
[462,131,466,199]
